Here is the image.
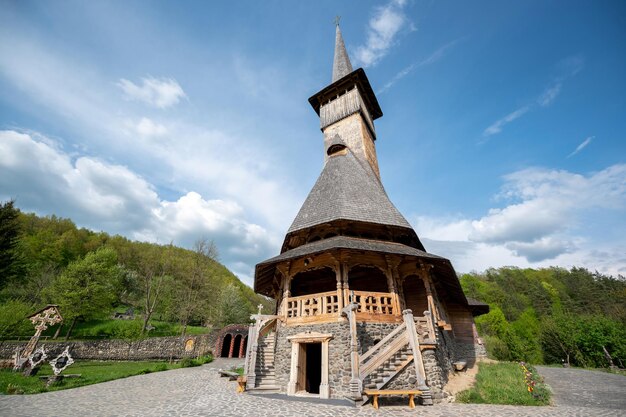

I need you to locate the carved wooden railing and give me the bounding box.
[351,291,395,316]
[285,290,398,324]
[286,291,339,318]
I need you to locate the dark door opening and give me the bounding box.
[220,334,232,357]
[305,343,322,394]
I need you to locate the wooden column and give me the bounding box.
[385,256,402,316]
[342,262,350,308]
[277,263,292,320]
[335,262,344,316]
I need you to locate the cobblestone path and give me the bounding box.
[0,359,624,416]
[536,366,626,410]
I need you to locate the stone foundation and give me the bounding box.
[271,320,482,401]
[274,321,353,399]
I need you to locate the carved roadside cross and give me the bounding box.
[15,305,62,370]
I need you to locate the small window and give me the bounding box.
[327,143,347,156]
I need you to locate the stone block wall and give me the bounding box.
[0,333,217,361]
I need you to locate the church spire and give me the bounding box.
[332,19,353,82]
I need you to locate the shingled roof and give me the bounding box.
[332,24,353,82]
[286,144,412,234]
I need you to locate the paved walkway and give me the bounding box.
[0,359,624,416]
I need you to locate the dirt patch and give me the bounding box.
[442,358,497,401]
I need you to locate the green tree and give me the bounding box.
[215,283,252,327]
[46,247,122,339]
[0,200,22,288]
[165,239,221,334]
[0,299,33,337]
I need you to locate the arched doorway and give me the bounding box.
[348,265,388,293]
[403,275,428,317]
[220,334,232,357]
[232,334,242,358]
[290,267,336,296]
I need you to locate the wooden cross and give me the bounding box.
[20,306,62,365]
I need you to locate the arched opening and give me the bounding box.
[220,334,232,357]
[403,275,429,317]
[348,265,388,293]
[291,267,336,297]
[232,334,242,358]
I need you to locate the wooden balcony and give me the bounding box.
[284,290,401,325]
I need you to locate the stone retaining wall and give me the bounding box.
[0,333,217,361]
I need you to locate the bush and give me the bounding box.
[179,358,200,368]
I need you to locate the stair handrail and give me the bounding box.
[259,316,278,338]
[245,314,278,390]
[359,322,405,364]
[359,332,408,380]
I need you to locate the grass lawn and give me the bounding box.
[0,356,212,395]
[456,362,551,406]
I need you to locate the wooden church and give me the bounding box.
[244,24,488,405]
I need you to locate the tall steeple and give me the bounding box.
[332,22,353,82]
[309,23,384,178]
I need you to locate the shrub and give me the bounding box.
[179,358,200,368]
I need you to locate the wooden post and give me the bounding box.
[342,262,350,308]
[287,342,299,395]
[342,301,362,400]
[402,309,432,405]
[320,340,330,398]
[335,262,344,317]
[385,256,402,316]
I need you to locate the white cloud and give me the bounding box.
[0,130,279,285]
[567,136,594,158]
[482,55,584,139]
[412,164,626,273]
[537,82,562,106]
[134,117,168,137]
[378,39,461,94]
[483,106,530,137]
[354,0,412,67]
[117,77,187,109]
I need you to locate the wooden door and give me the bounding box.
[296,343,307,392]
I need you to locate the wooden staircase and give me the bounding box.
[252,331,279,391]
[363,345,414,390]
[358,310,433,405]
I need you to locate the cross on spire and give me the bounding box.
[334,15,341,27]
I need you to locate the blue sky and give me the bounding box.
[1,0,625,284]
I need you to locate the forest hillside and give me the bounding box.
[0,201,273,339]
[461,267,626,367]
